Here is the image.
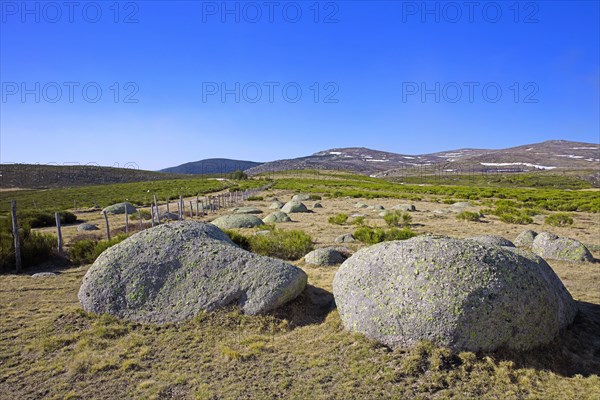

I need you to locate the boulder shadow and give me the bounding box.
[493,301,600,377]
[270,284,335,328]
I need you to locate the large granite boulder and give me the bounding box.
[103,202,137,215]
[514,230,538,248]
[78,221,307,323]
[263,211,292,223]
[269,201,285,210]
[532,232,594,262]
[292,194,312,202]
[211,214,265,229]
[333,235,577,351]
[335,233,357,243]
[281,201,309,214]
[232,207,263,214]
[304,247,352,266]
[77,223,99,232]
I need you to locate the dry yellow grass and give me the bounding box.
[2,190,599,399]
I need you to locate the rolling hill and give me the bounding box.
[160,158,262,175]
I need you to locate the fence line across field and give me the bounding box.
[6,183,272,273]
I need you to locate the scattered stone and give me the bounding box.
[211,214,265,229]
[255,230,272,236]
[103,202,137,215]
[263,211,292,223]
[378,211,389,217]
[232,207,263,214]
[32,272,57,278]
[77,223,99,232]
[333,235,577,351]
[292,194,311,201]
[335,233,357,243]
[305,247,352,266]
[368,205,385,211]
[514,230,538,248]
[281,200,309,213]
[78,221,307,323]
[313,202,323,208]
[355,202,368,208]
[532,232,594,262]
[392,204,416,212]
[350,213,366,218]
[269,201,285,210]
[466,235,515,247]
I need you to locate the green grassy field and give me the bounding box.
[269,172,600,213]
[0,178,266,215]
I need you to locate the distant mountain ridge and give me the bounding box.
[160,158,262,175]
[244,140,600,177]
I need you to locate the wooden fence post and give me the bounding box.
[179,195,183,220]
[103,210,111,240]
[166,199,170,222]
[55,212,63,253]
[200,199,204,216]
[11,200,22,273]
[153,195,160,225]
[189,201,193,218]
[196,195,199,217]
[150,205,155,227]
[125,206,129,235]
[138,210,143,230]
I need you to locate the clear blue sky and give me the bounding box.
[1,1,598,170]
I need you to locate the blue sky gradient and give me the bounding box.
[1,0,599,170]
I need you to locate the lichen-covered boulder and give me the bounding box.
[78,221,307,323]
[103,202,136,215]
[335,233,356,243]
[514,230,538,248]
[532,232,593,262]
[393,204,416,212]
[77,223,99,232]
[232,207,263,214]
[281,200,309,213]
[333,235,577,351]
[263,211,292,223]
[466,235,515,248]
[211,214,264,229]
[304,247,352,266]
[269,201,285,210]
[292,194,312,201]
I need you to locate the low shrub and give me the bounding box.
[498,212,533,225]
[354,226,417,244]
[69,234,128,265]
[0,219,56,272]
[224,229,313,260]
[545,213,574,227]
[308,194,322,201]
[384,211,412,227]
[352,216,366,226]
[130,209,151,220]
[17,209,77,228]
[456,211,481,222]
[247,196,264,201]
[223,230,251,250]
[328,213,349,225]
